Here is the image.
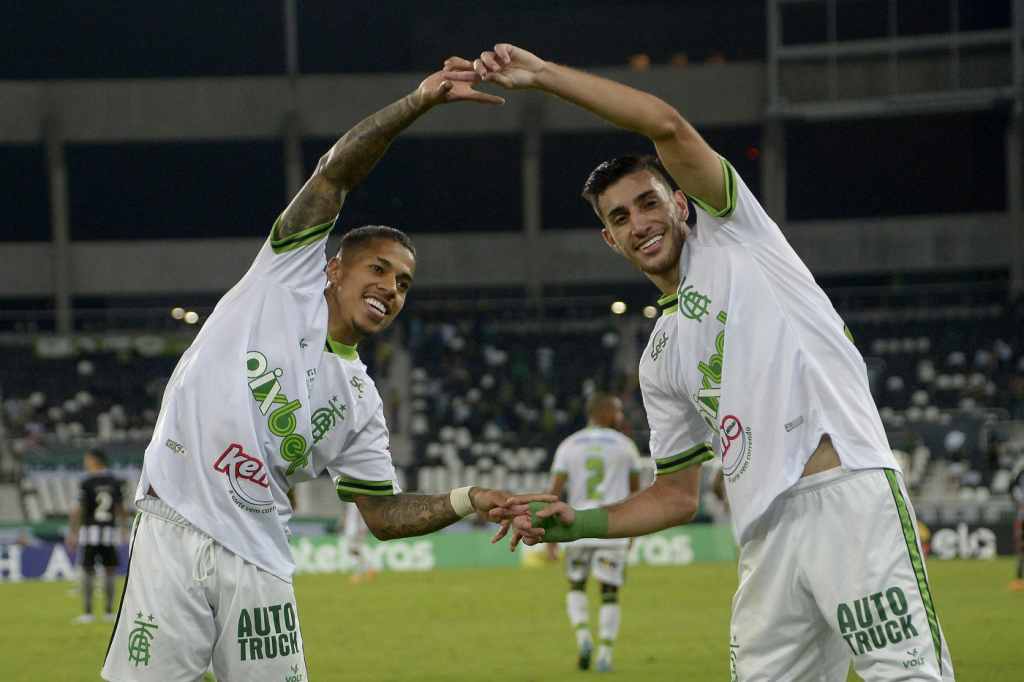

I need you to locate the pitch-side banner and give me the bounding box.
[0,525,736,581]
[290,524,739,576]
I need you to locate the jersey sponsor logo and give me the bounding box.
[836,587,919,656]
[693,311,728,432]
[311,396,346,444]
[127,612,159,667]
[720,415,752,483]
[350,375,365,399]
[237,602,300,662]
[678,278,712,322]
[246,351,312,476]
[214,444,275,512]
[784,415,804,432]
[165,439,189,457]
[650,331,669,361]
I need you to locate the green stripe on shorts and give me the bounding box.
[885,469,942,673]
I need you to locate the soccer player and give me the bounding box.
[546,393,641,672]
[341,501,377,584]
[67,448,125,624]
[101,72,553,682]
[450,45,956,680]
[1010,466,1024,591]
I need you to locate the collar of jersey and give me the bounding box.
[325,335,359,361]
[658,291,679,316]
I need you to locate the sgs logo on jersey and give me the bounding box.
[720,414,753,483]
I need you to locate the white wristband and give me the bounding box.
[449,486,476,518]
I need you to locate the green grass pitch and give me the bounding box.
[2,558,1020,680]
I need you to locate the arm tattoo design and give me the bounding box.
[356,492,460,541]
[277,91,427,240]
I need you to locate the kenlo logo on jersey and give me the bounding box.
[246,351,312,476]
[214,444,274,511]
[720,414,752,483]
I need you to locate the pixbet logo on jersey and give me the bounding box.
[720,414,752,483]
[214,444,275,512]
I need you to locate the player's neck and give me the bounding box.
[646,266,681,299]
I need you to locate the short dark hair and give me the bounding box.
[85,449,107,466]
[334,225,416,262]
[581,154,676,219]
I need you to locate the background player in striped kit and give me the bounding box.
[67,449,125,624]
[546,393,641,671]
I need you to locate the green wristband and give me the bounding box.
[528,503,610,543]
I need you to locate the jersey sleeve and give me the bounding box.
[326,396,401,503]
[688,157,780,246]
[645,386,715,476]
[244,215,336,293]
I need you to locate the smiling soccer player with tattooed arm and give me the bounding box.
[102,72,552,682]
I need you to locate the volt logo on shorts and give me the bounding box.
[246,351,312,475]
[837,587,919,655]
[215,444,275,512]
[237,603,300,662]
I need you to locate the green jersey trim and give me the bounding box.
[325,336,359,361]
[686,157,737,219]
[884,469,943,673]
[655,442,714,475]
[658,291,679,316]
[270,215,336,254]
[336,477,395,502]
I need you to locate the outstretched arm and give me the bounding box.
[492,464,702,550]
[353,488,554,541]
[444,45,726,212]
[276,72,504,241]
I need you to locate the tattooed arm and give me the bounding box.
[275,72,504,241]
[353,489,555,541]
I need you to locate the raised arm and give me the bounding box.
[353,488,554,541]
[444,44,727,212]
[275,72,504,241]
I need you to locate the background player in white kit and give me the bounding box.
[546,393,640,672]
[340,501,376,584]
[449,44,956,681]
[102,71,553,682]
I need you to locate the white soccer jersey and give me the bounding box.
[639,158,896,546]
[138,217,398,582]
[551,426,642,549]
[309,344,401,504]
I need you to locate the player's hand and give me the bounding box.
[443,44,545,90]
[490,498,578,550]
[470,488,555,524]
[416,70,505,109]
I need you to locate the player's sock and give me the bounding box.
[82,570,94,614]
[597,598,621,668]
[567,588,591,649]
[104,572,115,612]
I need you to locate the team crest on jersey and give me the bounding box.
[311,396,346,444]
[720,414,752,483]
[214,444,276,513]
[678,278,712,322]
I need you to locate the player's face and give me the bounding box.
[598,171,689,276]
[325,239,415,343]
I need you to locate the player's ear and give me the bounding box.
[673,190,689,221]
[325,256,343,284]
[601,227,620,253]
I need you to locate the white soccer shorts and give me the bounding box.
[565,545,628,587]
[730,467,954,681]
[101,497,308,682]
